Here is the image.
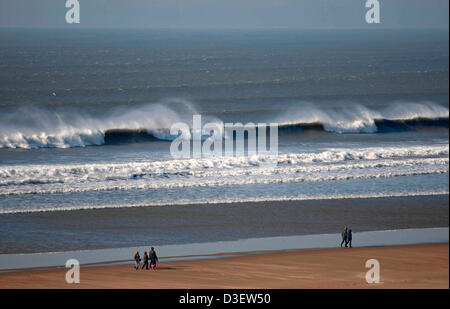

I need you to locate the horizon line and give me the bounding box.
[0,25,449,31]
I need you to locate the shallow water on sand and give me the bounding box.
[0,195,448,254]
[0,227,448,270]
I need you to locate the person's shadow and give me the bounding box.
[154,266,187,270]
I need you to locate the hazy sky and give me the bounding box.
[0,0,448,29]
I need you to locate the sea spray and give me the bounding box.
[0,100,448,149]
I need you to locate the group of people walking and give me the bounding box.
[340,227,352,248]
[134,247,159,270]
[133,230,352,271]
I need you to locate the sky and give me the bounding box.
[0,0,448,29]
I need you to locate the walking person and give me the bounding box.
[134,251,141,270]
[346,229,353,248]
[141,251,149,270]
[340,227,348,247]
[149,247,159,270]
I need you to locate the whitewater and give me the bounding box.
[0,141,448,213]
[0,100,448,149]
[0,99,448,214]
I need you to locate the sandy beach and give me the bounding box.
[0,3,448,298]
[0,243,447,289]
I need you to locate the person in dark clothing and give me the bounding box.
[134,251,141,270]
[346,229,353,248]
[340,227,348,247]
[149,247,158,270]
[141,251,149,270]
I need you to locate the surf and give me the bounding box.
[0,100,448,149]
[276,101,449,134]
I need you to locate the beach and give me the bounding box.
[0,28,448,291]
[0,243,447,289]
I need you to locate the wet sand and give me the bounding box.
[1,194,448,254]
[0,243,448,289]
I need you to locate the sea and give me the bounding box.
[0,28,448,258]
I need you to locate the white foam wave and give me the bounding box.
[0,100,448,148]
[276,101,449,133]
[0,144,447,196]
[0,99,221,149]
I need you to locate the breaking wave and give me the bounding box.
[276,101,449,133]
[0,99,221,149]
[0,100,448,149]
